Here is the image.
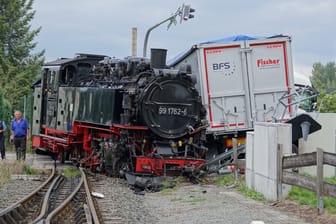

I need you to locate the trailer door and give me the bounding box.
[245,37,294,123]
[199,42,253,132]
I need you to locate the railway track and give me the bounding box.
[86,173,126,224]
[0,167,99,224]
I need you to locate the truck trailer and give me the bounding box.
[168,35,321,169]
[169,35,295,137]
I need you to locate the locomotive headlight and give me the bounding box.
[178,140,183,147]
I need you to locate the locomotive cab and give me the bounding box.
[32,54,107,150]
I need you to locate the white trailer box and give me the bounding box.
[169,35,295,135]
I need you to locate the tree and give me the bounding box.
[0,88,12,139]
[0,0,44,110]
[310,62,336,112]
[311,62,336,91]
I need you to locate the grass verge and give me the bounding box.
[214,173,266,202]
[288,177,336,214]
[214,173,336,214]
[62,167,81,178]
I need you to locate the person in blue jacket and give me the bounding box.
[10,111,29,161]
[0,119,6,160]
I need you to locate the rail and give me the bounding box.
[0,167,99,224]
[0,167,55,223]
[45,168,99,224]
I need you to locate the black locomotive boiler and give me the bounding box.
[32,49,208,176]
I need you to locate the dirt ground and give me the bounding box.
[144,181,336,224]
[274,199,336,224]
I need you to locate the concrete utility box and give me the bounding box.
[246,122,292,200]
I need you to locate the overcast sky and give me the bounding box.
[31,0,335,76]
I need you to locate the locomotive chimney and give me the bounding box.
[150,48,167,69]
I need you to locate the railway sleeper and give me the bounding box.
[2,213,17,224]
[74,210,88,224]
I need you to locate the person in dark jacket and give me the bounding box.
[10,111,29,161]
[0,120,6,160]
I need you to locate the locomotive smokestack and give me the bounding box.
[150,48,167,69]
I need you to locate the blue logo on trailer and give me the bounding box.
[212,62,236,76]
[213,62,230,70]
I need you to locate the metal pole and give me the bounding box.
[143,15,176,57]
[143,7,182,57]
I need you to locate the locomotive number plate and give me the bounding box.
[158,106,188,116]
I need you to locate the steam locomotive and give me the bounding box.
[31,49,208,176]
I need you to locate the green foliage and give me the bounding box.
[0,0,44,110]
[214,173,266,201]
[311,62,336,91]
[214,173,236,186]
[239,184,267,201]
[288,181,336,214]
[319,91,336,113]
[311,62,336,112]
[0,88,12,138]
[325,177,336,184]
[0,88,3,119]
[23,165,37,175]
[160,176,182,195]
[62,167,81,178]
[324,197,336,214]
[288,186,316,205]
[161,179,176,189]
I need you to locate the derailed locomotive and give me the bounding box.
[32,49,208,176]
